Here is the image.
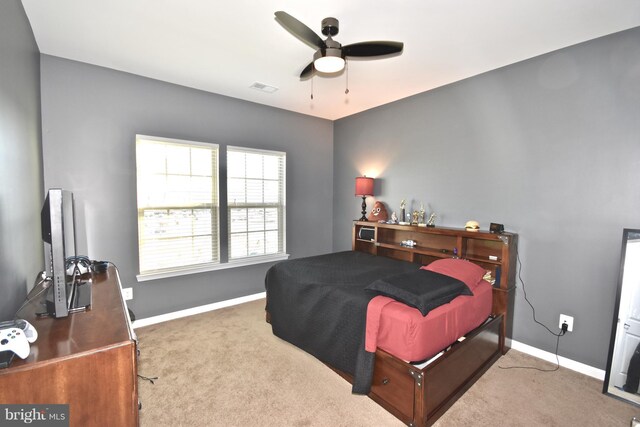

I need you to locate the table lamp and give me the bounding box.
[355,176,374,221]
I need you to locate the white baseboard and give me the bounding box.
[511,339,605,381]
[131,292,266,329]
[132,294,605,382]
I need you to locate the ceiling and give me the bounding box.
[21,0,640,121]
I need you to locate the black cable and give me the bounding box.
[515,248,564,338]
[498,245,567,371]
[499,329,564,372]
[137,374,158,385]
[14,275,52,318]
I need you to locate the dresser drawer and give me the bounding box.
[370,350,418,423]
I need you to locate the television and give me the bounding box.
[41,188,91,318]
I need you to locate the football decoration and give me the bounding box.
[465,220,480,231]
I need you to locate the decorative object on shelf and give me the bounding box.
[411,210,419,225]
[399,199,406,224]
[355,176,374,221]
[490,223,504,234]
[389,211,398,224]
[465,220,480,232]
[418,204,426,226]
[399,212,411,225]
[400,239,417,248]
[427,212,437,227]
[367,201,388,222]
[482,270,495,285]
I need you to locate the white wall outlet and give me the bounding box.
[122,287,133,301]
[559,314,574,332]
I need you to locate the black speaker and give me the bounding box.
[490,223,504,234]
[358,227,375,241]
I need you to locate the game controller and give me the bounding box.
[14,319,37,343]
[0,319,37,359]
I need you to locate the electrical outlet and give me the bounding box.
[122,287,133,301]
[559,314,574,332]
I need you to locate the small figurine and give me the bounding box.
[400,199,406,224]
[389,211,398,224]
[367,201,389,222]
[411,210,419,225]
[418,204,426,225]
[427,213,437,227]
[399,211,410,225]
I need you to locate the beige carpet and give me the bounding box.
[137,299,637,426]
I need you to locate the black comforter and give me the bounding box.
[265,251,418,394]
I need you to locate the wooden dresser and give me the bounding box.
[0,266,139,426]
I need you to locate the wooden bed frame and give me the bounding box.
[331,315,502,426]
[268,222,517,427]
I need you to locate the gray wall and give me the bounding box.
[0,0,44,320]
[40,56,333,319]
[333,27,640,369]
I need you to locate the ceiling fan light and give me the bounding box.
[314,48,345,73]
[315,56,345,73]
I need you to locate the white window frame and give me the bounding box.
[135,135,220,281]
[227,146,288,264]
[135,139,289,282]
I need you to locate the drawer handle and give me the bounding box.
[382,378,390,386]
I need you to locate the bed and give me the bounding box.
[265,222,517,427]
[365,275,493,363]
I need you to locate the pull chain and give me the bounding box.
[310,76,314,100]
[345,60,350,95]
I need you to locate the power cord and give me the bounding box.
[498,247,567,372]
[137,374,159,385]
[14,272,52,319]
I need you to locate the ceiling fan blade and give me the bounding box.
[275,11,325,49]
[299,62,316,80]
[342,41,404,58]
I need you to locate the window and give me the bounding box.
[227,146,286,261]
[136,135,219,277]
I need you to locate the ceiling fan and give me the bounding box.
[274,11,404,79]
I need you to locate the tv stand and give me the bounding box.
[0,265,139,426]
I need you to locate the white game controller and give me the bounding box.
[0,319,38,359]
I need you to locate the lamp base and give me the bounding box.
[359,196,368,221]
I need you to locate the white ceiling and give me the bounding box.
[21,0,640,120]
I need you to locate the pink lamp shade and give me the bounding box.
[355,176,374,196]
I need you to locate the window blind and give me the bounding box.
[136,135,220,275]
[227,146,286,260]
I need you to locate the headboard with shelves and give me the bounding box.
[353,221,518,352]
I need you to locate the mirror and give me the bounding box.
[604,228,640,405]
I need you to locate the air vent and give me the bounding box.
[250,82,278,93]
